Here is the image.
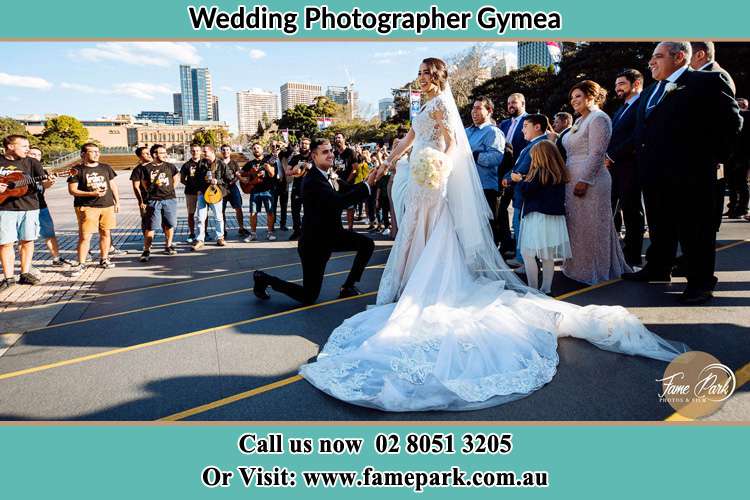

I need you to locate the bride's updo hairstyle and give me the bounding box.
[569,80,607,107]
[421,57,448,92]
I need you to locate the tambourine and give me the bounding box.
[203,185,223,204]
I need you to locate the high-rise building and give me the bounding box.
[211,96,220,121]
[518,42,562,69]
[173,93,182,117]
[280,82,322,111]
[237,89,280,137]
[179,65,215,123]
[378,98,395,122]
[326,85,359,119]
[135,111,183,125]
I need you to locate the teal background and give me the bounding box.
[3,0,750,39]
[0,425,747,498]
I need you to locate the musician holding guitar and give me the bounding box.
[192,144,233,250]
[240,142,276,242]
[0,135,52,289]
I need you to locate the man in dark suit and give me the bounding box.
[497,93,529,255]
[606,68,645,267]
[253,138,380,305]
[551,112,572,161]
[690,41,736,94]
[625,41,742,305]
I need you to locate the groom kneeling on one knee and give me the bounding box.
[253,138,383,304]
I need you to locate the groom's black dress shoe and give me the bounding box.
[338,285,362,299]
[621,268,671,282]
[253,270,271,300]
[677,276,718,305]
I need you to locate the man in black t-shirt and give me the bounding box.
[130,146,152,238]
[0,135,51,289]
[192,144,233,250]
[240,142,276,241]
[179,143,203,243]
[67,143,119,275]
[286,137,311,240]
[333,133,357,231]
[219,144,248,237]
[133,144,180,261]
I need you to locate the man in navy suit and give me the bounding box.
[625,41,742,305]
[497,93,529,255]
[606,68,645,267]
[502,114,550,271]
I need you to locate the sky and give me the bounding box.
[0,41,517,134]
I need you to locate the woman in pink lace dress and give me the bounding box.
[562,80,630,284]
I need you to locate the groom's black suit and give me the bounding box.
[263,165,374,304]
[633,67,741,290]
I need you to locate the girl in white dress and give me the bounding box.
[515,140,573,294]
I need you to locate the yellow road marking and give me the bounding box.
[159,375,304,421]
[26,265,386,333]
[0,292,377,382]
[664,361,750,421]
[85,249,389,299]
[160,240,750,421]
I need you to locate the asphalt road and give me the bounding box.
[0,175,748,421]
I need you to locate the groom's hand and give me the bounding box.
[366,169,379,187]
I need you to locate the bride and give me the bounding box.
[299,58,687,412]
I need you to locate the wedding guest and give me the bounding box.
[1,135,50,289]
[219,144,248,237]
[67,143,119,276]
[134,144,180,261]
[466,95,505,245]
[131,146,153,240]
[192,144,231,250]
[333,133,356,231]
[690,41,736,94]
[551,112,573,161]
[28,147,72,267]
[625,41,742,304]
[727,103,750,218]
[286,137,311,241]
[502,114,549,272]
[242,142,276,241]
[498,93,529,254]
[514,140,571,294]
[606,68,645,267]
[562,80,629,285]
[271,140,291,232]
[179,143,203,243]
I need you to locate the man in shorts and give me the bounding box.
[179,143,203,243]
[240,142,276,241]
[135,144,180,262]
[28,146,72,267]
[0,135,51,289]
[67,143,120,276]
[219,144,248,237]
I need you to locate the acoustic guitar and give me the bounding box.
[0,169,72,204]
[237,163,269,194]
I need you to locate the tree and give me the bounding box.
[256,120,265,138]
[39,115,88,150]
[0,117,26,141]
[192,127,228,146]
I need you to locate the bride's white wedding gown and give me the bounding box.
[299,92,686,412]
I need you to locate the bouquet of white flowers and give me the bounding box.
[411,147,451,190]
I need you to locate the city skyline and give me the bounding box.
[0,41,516,134]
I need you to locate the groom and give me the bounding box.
[253,138,380,305]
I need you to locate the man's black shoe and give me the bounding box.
[621,268,671,282]
[678,288,713,305]
[18,272,41,285]
[253,270,271,300]
[288,231,300,241]
[670,264,687,278]
[338,285,361,299]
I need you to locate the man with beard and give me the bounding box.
[219,144,249,237]
[241,142,276,241]
[606,68,646,267]
[286,137,311,241]
[333,133,357,231]
[179,143,203,243]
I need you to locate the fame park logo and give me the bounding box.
[657,351,736,418]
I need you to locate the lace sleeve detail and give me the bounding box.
[428,97,452,150]
[578,113,612,185]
